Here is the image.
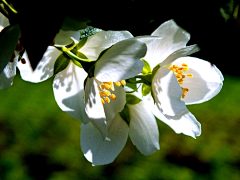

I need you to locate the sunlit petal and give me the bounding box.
[152,67,186,116]
[173,57,224,104]
[95,39,146,82]
[53,61,89,124]
[81,113,128,166]
[128,101,160,155]
[85,77,108,139]
[54,30,80,46]
[80,31,133,60]
[17,47,61,83]
[0,52,18,89]
[0,12,9,32]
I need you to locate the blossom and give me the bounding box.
[143,20,223,138]
[52,30,147,137]
[80,93,159,166]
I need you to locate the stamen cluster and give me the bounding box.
[98,80,126,104]
[169,63,193,99]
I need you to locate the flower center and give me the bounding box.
[169,63,193,99]
[98,80,126,104]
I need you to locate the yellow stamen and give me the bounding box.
[105,97,110,103]
[99,92,105,98]
[115,82,121,87]
[110,94,116,100]
[187,73,193,78]
[101,98,105,104]
[104,83,111,89]
[177,70,183,74]
[104,90,111,96]
[120,80,126,86]
[183,67,189,71]
[182,63,188,67]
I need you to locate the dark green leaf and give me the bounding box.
[76,37,88,50]
[53,53,70,75]
[142,59,152,75]
[0,24,20,73]
[119,104,131,125]
[126,94,142,105]
[142,83,151,96]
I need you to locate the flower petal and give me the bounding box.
[152,67,186,116]
[52,61,89,124]
[152,105,201,138]
[0,52,18,89]
[172,57,224,105]
[80,31,133,60]
[17,47,61,83]
[128,101,160,155]
[161,44,200,67]
[95,39,146,82]
[144,20,190,68]
[85,77,108,139]
[54,30,80,46]
[81,113,129,166]
[0,12,9,32]
[103,85,126,121]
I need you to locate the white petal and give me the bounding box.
[81,113,129,166]
[152,105,201,138]
[144,20,190,68]
[80,31,133,60]
[17,47,61,83]
[152,67,186,116]
[128,101,160,155]
[95,39,146,82]
[53,61,89,124]
[85,77,108,139]
[0,12,9,32]
[0,52,18,89]
[161,45,200,67]
[103,85,126,121]
[54,30,80,46]
[173,57,224,104]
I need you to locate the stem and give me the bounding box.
[61,47,96,62]
[1,0,18,14]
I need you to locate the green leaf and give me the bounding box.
[119,104,131,125]
[61,16,90,31]
[71,59,83,69]
[53,53,70,75]
[76,37,88,50]
[141,59,152,74]
[126,94,142,105]
[152,63,161,78]
[0,24,20,73]
[142,83,151,96]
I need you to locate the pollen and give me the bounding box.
[169,63,193,99]
[110,94,116,100]
[98,79,126,104]
[105,97,110,103]
[120,80,126,86]
[115,82,121,87]
[104,90,111,96]
[101,98,105,104]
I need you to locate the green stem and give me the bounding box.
[61,46,96,62]
[1,0,18,14]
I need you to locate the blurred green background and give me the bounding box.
[1,0,240,179]
[0,73,240,180]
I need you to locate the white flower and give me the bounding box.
[84,39,146,139]
[143,20,223,138]
[80,93,159,166]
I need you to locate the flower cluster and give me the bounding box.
[0,11,223,166]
